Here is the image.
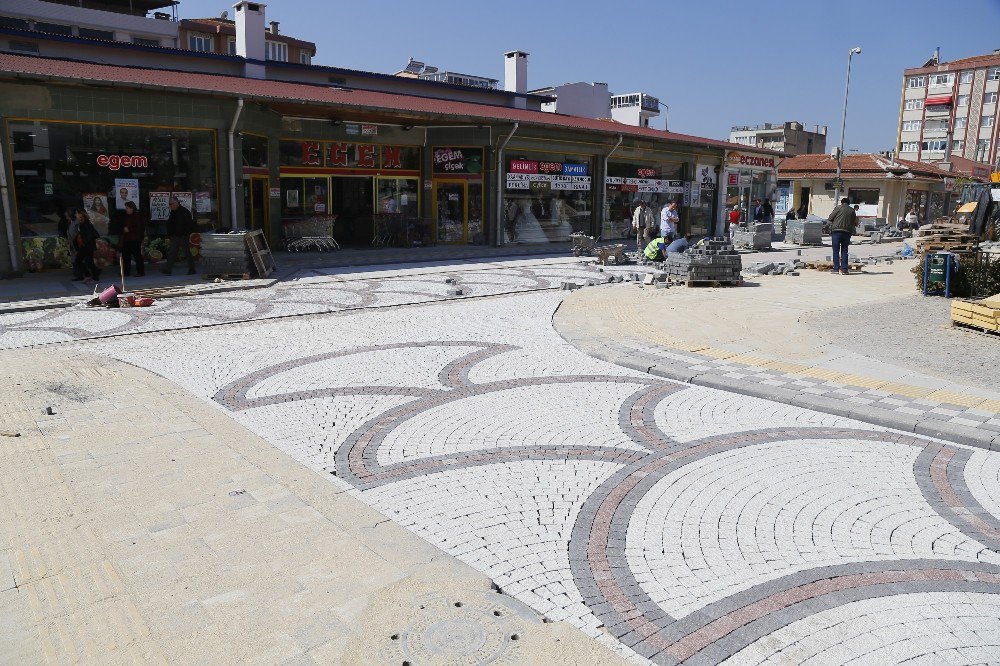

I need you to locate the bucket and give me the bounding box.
[118,292,136,307]
[97,284,120,305]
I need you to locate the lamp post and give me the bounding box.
[834,46,862,205]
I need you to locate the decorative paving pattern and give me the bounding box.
[0,262,623,351]
[72,290,1000,664]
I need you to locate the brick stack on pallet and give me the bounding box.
[950,294,1000,334]
[664,237,743,286]
[200,232,254,278]
[732,223,773,250]
[785,219,824,245]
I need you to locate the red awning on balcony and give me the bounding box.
[925,95,953,106]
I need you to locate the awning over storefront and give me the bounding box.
[925,95,953,106]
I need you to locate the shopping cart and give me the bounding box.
[284,215,340,252]
[570,232,598,256]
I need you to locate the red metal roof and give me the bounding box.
[0,53,775,155]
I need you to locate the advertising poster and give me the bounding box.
[195,191,212,213]
[775,183,791,215]
[82,193,110,234]
[172,191,193,212]
[149,192,171,221]
[114,178,139,210]
[696,164,718,190]
[287,189,300,207]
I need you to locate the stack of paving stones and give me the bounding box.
[200,232,253,276]
[664,237,743,284]
[732,223,773,250]
[785,219,824,245]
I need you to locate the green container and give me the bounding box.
[929,253,951,281]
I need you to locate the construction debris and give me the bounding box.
[785,219,824,245]
[915,223,979,254]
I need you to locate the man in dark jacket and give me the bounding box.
[162,197,196,275]
[120,201,146,277]
[827,197,858,275]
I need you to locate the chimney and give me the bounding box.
[504,50,528,108]
[234,1,266,78]
[269,20,279,34]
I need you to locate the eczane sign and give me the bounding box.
[726,152,776,169]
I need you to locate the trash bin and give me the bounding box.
[928,252,950,281]
[923,251,955,297]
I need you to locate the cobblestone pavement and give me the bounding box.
[48,281,1000,665]
[0,260,620,350]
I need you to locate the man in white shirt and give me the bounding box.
[660,201,679,241]
[632,201,653,251]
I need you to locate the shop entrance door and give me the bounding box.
[243,176,270,237]
[435,180,469,243]
[331,176,374,246]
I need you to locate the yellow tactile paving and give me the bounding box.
[924,390,989,409]
[978,400,1000,414]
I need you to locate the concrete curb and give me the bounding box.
[564,333,1000,453]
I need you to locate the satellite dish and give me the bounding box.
[220,10,228,19]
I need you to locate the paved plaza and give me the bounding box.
[3,256,1000,664]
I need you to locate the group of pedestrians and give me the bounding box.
[632,200,680,252]
[57,195,197,283]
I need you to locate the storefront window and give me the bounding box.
[9,119,218,269]
[241,134,268,169]
[504,154,594,244]
[280,176,328,218]
[603,161,684,240]
[376,177,418,216]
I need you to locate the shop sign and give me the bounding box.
[696,164,718,190]
[269,187,281,198]
[300,141,323,166]
[361,124,378,136]
[328,142,378,168]
[636,168,657,178]
[605,177,683,194]
[97,154,148,170]
[726,152,775,169]
[432,147,484,174]
[508,159,538,174]
[682,182,691,206]
[149,192,170,221]
[506,158,590,190]
[345,124,360,136]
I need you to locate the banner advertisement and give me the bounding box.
[149,192,170,221]
[605,177,684,194]
[506,159,591,191]
[82,193,110,234]
[114,178,139,210]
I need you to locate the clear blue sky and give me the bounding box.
[182,0,1000,151]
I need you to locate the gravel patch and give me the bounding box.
[804,294,1000,392]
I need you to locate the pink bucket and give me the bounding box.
[97,284,120,305]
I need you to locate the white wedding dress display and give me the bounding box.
[511,199,548,244]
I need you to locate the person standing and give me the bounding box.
[827,197,858,275]
[905,208,919,230]
[659,200,679,242]
[762,198,774,225]
[162,197,197,275]
[797,202,808,220]
[632,201,653,252]
[71,209,101,283]
[120,201,146,277]
[752,199,765,223]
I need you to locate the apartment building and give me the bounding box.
[0,0,180,49]
[897,48,1000,172]
[729,122,827,155]
[179,15,315,64]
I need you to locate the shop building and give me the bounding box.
[777,153,958,224]
[0,50,774,276]
[723,150,781,221]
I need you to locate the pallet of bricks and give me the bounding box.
[912,221,978,281]
[664,237,743,286]
[785,219,823,245]
[732,223,773,250]
[950,293,1000,334]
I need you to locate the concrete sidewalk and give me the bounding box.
[0,349,621,664]
[555,260,1000,451]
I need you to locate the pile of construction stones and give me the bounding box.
[785,219,824,245]
[744,259,804,276]
[664,237,743,283]
[732,223,773,250]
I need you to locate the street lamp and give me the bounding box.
[834,46,862,205]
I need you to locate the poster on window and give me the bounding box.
[194,191,212,213]
[149,192,171,221]
[172,191,193,213]
[287,189,299,207]
[114,178,139,210]
[696,164,718,190]
[82,193,110,234]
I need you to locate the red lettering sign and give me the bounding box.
[508,160,538,174]
[382,146,402,169]
[301,142,321,166]
[357,145,376,168]
[96,154,149,171]
[538,161,563,174]
[330,143,349,166]
[636,168,656,178]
